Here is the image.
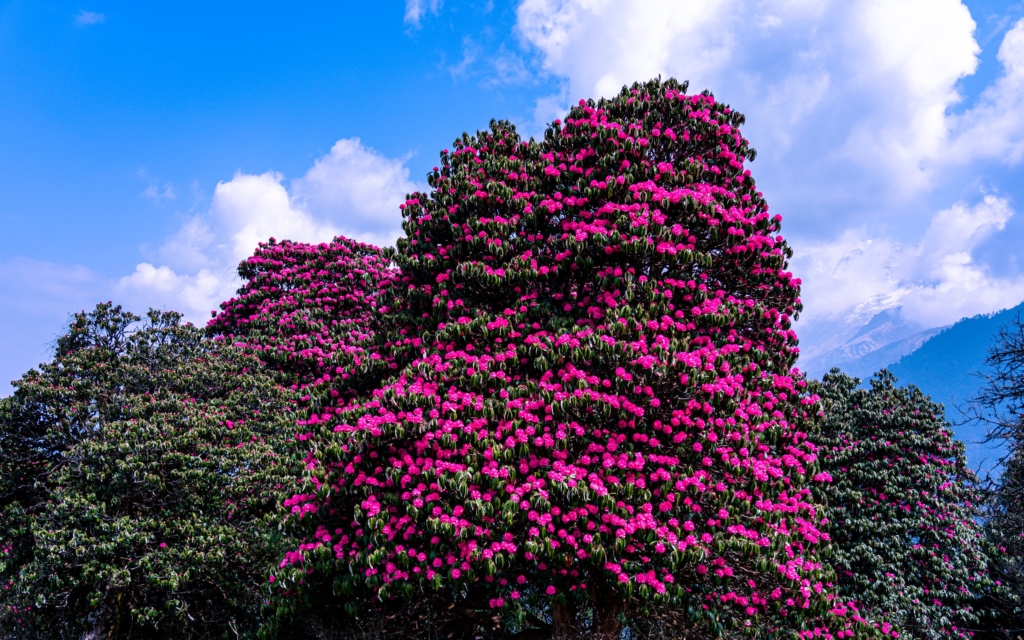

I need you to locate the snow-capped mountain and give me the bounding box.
[797,300,1024,472]
[797,306,947,380]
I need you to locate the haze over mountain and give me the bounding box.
[799,300,1024,472]
[799,306,947,381]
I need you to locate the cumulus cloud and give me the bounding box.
[947,19,1024,165]
[291,138,419,246]
[792,195,1024,329]
[118,264,227,321]
[74,11,106,26]
[838,0,979,188]
[513,0,1024,335]
[2,138,417,386]
[516,0,989,193]
[117,139,420,323]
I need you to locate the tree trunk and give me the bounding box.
[589,573,623,640]
[550,599,577,640]
[81,591,122,640]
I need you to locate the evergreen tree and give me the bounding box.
[973,315,1024,635]
[210,236,422,636]
[985,450,1024,635]
[209,235,399,394]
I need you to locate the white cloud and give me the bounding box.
[405,0,442,27]
[792,230,903,324]
[517,0,734,101]
[141,182,176,202]
[947,19,1024,165]
[901,196,1024,324]
[837,0,979,189]
[793,195,1024,329]
[117,263,228,322]
[513,0,1024,346]
[74,10,106,26]
[291,138,418,247]
[117,139,420,323]
[0,140,413,383]
[211,171,339,264]
[448,36,480,80]
[490,46,532,85]
[515,0,985,192]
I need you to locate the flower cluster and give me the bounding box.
[210,235,399,400]
[256,79,862,636]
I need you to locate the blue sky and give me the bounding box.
[2,0,1024,392]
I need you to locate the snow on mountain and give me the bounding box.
[796,302,938,378]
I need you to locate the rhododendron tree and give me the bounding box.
[0,304,298,639]
[273,79,861,638]
[815,370,1004,639]
[209,236,431,635]
[209,235,399,394]
[983,449,1024,635]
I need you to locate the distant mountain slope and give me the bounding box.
[885,302,1024,471]
[798,306,941,379]
[889,303,1024,409]
[834,326,945,381]
[799,301,1024,471]
[795,296,911,375]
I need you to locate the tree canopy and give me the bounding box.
[816,370,1004,639]
[973,315,1024,635]
[0,304,298,639]
[4,77,1022,640]
[269,78,861,639]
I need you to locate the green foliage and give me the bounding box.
[8,79,1024,640]
[815,370,1003,639]
[0,303,299,639]
[985,449,1024,633]
[272,78,859,639]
